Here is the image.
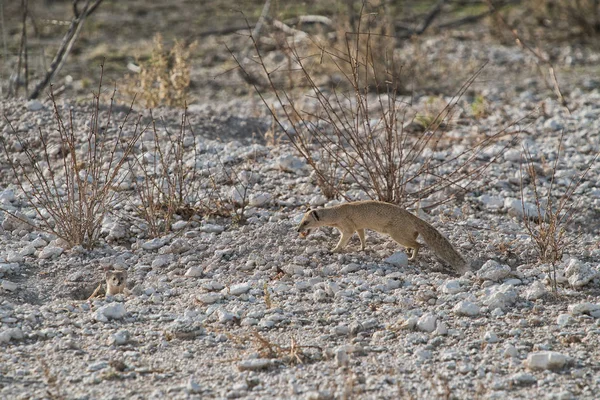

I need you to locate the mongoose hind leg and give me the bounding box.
[390,231,421,261]
[357,229,366,251]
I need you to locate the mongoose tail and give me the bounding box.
[406,213,471,274]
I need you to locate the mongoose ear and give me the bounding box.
[311,210,320,221]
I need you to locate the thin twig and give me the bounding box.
[29,0,104,100]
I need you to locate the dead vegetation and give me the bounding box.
[123,33,196,108]
[231,4,517,208]
[1,64,144,248]
[519,132,600,290]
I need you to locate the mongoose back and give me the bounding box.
[297,200,470,274]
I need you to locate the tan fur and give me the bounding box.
[297,200,470,274]
[105,270,127,295]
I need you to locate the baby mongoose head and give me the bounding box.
[297,209,322,238]
[105,270,127,295]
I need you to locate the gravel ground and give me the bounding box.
[2,32,600,400]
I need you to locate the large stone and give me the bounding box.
[477,260,511,281]
[525,351,571,371]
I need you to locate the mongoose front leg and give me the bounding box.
[332,229,353,253]
[357,229,366,251]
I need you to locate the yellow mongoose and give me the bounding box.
[105,270,127,295]
[297,200,470,274]
[87,270,128,300]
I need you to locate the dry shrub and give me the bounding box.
[304,2,399,93]
[527,0,600,37]
[124,33,196,108]
[0,66,144,248]
[489,0,600,40]
[520,132,599,290]
[232,9,515,207]
[126,109,203,238]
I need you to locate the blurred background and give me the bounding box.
[1,0,599,105]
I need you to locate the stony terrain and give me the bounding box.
[2,7,600,400]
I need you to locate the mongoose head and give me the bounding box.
[105,270,127,295]
[297,209,322,238]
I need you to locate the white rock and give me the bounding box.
[31,237,48,248]
[185,266,203,277]
[6,252,24,263]
[333,325,350,336]
[435,321,448,335]
[453,300,480,317]
[568,302,600,317]
[229,186,246,205]
[439,279,463,294]
[151,257,169,269]
[276,155,305,172]
[238,359,273,371]
[543,118,563,131]
[199,224,225,233]
[557,313,574,327]
[564,259,597,288]
[196,293,222,304]
[19,246,36,256]
[201,281,225,291]
[1,280,18,292]
[309,195,328,207]
[416,313,437,333]
[26,99,44,111]
[0,189,15,203]
[525,351,571,371]
[511,372,537,385]
[38,246,64,259]
[187,378,202,394]
[415,349,432,360]
[282,264,304,276]
[340,263,360,274]
[229,282,251,295]
[216,309,236,323]
[484,331,499,343]
[524,280,548,300]
[172,220,188,231]
[505,198,544,220]
[401,316,418,330]
[108,223,127,240]
[248,193,272,207]
[504,344,518,358]
[95,303,126,322]
[482,283,517,311]
[0,328,23,343]
[313,289,329,302]
[477,260,511,281]
[110,329,130,346]
[335,347,348,367]
[384,252,409,268]
[479,194,505,210]
[503,149,522,162]
[87,361,109,372]
[141,238,168,250]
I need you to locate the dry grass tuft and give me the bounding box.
[123,33,196,108]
